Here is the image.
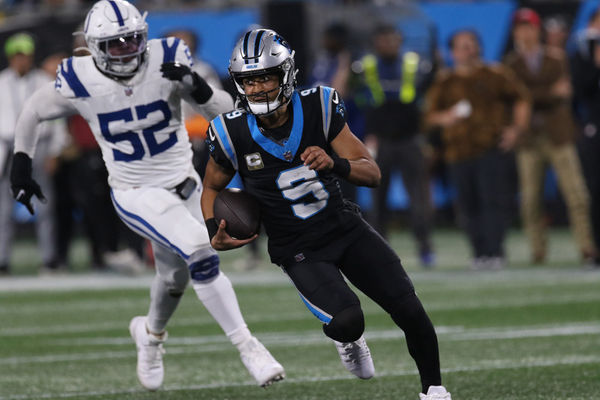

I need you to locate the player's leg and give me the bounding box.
[516,147,546,263]
[283,260,374,379]
[32,159,57,271]
[339,225,446,396]
[112,184,284,387]
[183,182,285,386]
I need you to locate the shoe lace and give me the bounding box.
[338,340,370,364]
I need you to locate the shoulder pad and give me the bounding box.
[54,56,91,98]
[209,114,239,170]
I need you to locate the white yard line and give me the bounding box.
[0,354,598,400]
[2,322,600,365]
[1,268,600,293]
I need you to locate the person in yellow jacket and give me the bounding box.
[356,24,437,267]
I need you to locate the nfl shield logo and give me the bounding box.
[283,151,293,161]
[124,87,133,96]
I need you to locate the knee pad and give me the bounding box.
[323,304,365,343]
[189,254,220,282]
[389,293,431,331]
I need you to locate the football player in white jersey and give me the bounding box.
[9,0,284,391]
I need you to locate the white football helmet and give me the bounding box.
[83,0,148,78]
[229,29,297,115]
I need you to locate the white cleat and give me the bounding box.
[129,316,167,391]
[419,385,452,400]
[239,336,285,387]
[334,335,375,379]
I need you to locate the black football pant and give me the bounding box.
[283,224,441,393]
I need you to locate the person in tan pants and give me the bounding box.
[505,8,597,264]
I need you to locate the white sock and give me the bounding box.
[192,272,251,347]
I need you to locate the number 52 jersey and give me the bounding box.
[207,86,361,261]
[54,37,208,189]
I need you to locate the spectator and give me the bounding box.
[544,15,570,51]
[570,16,600,266]
[356,24,436,267]
[505,8,597,265]
[0,32,64,275]
[424,29,530,270]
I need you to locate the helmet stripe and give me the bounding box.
[242,31,251,64]
[108,0,125,26]
[253,29,265,62]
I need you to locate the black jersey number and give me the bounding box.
[276,165,329,219]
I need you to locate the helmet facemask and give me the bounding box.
[231,57,297,116]
[88,30,147,78]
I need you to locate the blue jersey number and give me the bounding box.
[276,165,329,219]
[98,100,177,162]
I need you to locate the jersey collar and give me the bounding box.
[246,91,303,162]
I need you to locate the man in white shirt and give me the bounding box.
[0,32,63,274]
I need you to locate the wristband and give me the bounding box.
[190,72,214,104]
[331,154,351,178]
[205,217,219,241]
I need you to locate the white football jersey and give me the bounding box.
[54,37,200,189]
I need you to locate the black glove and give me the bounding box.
[10,152,46,215]
[160,62,213,104]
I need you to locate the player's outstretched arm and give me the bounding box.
[161,62,234,120]
[11,83,77,214]
[201,158,257,250]
[301,123,381,188]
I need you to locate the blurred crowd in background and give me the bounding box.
[1,0,600,275]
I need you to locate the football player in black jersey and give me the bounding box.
[200,28,451,400]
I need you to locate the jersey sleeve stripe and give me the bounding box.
[60,58,90,98]
[211,115,239,170]
[161,38,181,63]
[111,191,190,259]
[319,86,333,141]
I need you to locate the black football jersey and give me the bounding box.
[207,86,358,261]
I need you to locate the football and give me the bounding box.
[213,188,261,239]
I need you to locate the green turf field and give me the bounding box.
[2,228,599,399]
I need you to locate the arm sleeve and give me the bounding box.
[326,89,348,143]
[170,39,235,120]
[186,88,235,121]
[14,82,78,156]
[206,125,236,171]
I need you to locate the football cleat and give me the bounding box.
[239,336,285,387]
[129,316,167,391]
[419,385,452,400]
[334,335,375,379]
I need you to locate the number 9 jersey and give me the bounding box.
[54,37,206,189]
[207,86,361,264]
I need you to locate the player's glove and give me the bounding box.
[160,62,213,104]
[10,152,46,215]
